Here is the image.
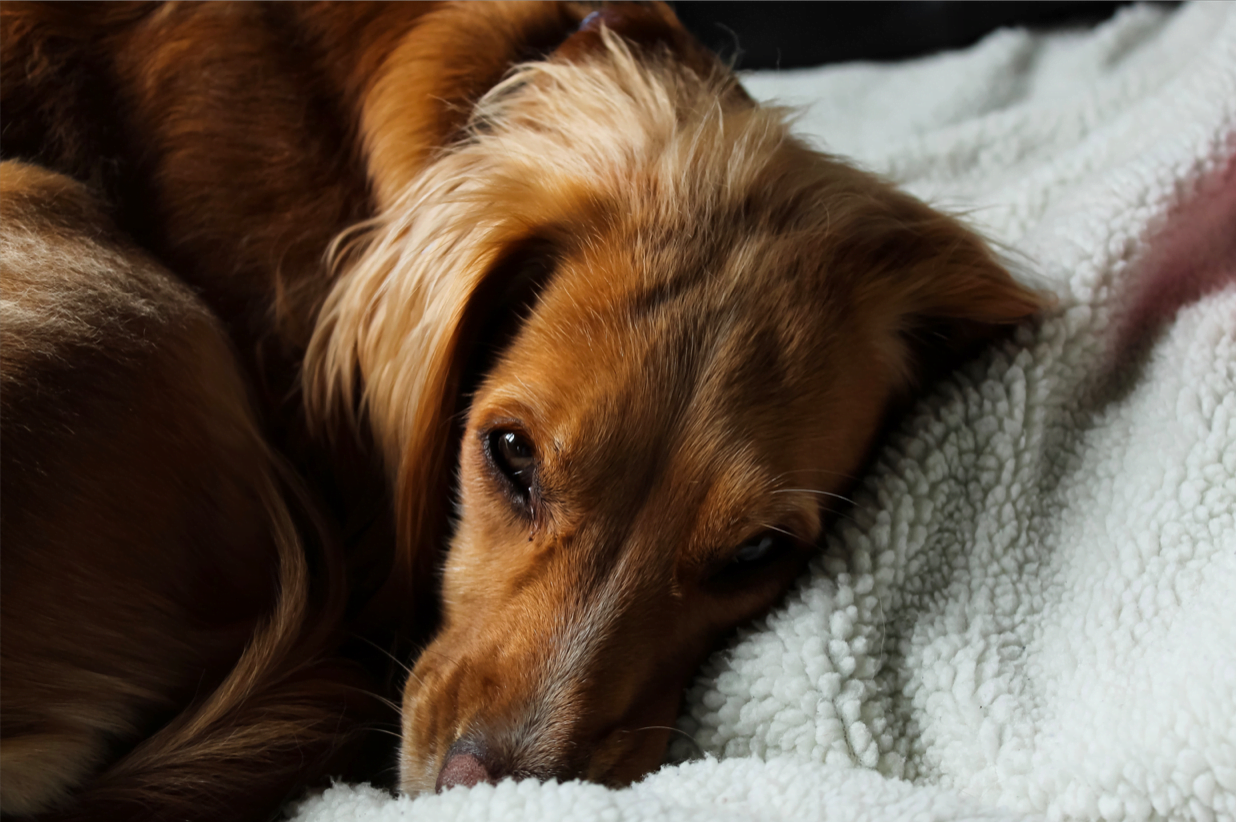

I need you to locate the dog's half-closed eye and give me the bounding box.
[733,532,791,565]
[702,530,805,590]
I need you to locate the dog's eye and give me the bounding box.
[486,429,536,496]
[732,533,787,566]
[706,531,797,587]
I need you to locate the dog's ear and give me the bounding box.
[357,2,589,208]
[824,181,1047,389]
[304,196,573,629]
[395,236,561,622]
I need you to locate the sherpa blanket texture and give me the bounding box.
[293,4,1236,820]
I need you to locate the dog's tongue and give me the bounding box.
[435,752,493,792]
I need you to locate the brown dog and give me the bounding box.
[0,2,1043,818]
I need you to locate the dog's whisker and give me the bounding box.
[631,725,706,760]
[369,693,405,716]
[367,720,405,731]
[761,523,799,540]
[366,727,405,742]
[336,682,405,715]
[350,633,415,678]
[817,503,860,528]
[771,488,855,504]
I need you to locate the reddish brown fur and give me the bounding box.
[0,2,1045,818]
[0,162,363,820]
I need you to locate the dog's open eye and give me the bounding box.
[486,429,536,500]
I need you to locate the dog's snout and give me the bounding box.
[435,739,499,793]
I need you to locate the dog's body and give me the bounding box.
[1,3,1043,819]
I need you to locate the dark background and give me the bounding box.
[669,2,1170,70]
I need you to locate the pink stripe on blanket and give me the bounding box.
[1113,157,1236,360]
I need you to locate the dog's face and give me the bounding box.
[400,213,897,791]
[394,160,1041,793]
[306,24,1043,795]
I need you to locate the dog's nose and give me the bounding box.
[435,739,498,792]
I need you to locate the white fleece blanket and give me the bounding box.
[294,4,1236,820]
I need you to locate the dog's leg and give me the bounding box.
[0,162,349,819]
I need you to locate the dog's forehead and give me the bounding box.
[512,222,846,407]
[479,226,850,508]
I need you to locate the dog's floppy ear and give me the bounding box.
[304,177,586,628]
[357,1,589,209]
[821,180,1046,389]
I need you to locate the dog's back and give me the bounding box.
[0,162,364,820]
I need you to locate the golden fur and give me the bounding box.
[0,2,1044,817]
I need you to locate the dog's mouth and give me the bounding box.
[400,695,664,794]
[396,601,699,795]
[419,719,674,794]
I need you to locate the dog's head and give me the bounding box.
[307,15,1042,796]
